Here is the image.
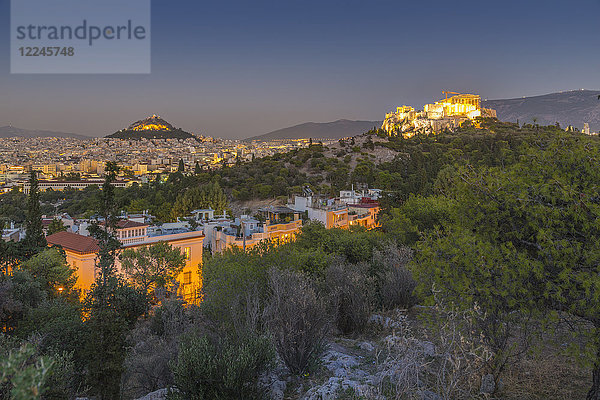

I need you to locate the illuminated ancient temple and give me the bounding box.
[382,92,497,137]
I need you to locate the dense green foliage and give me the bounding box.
[2,120,600,398]
[23,171,46,256]
[0,342,53,400]
[82,276,149,399]
[1,119,570,226]
[396,132,600,396]
[171,181,229,218]
[46,219,66,236]
[120,242,186,296]
[0,189,26,224]
[170,334,274,400]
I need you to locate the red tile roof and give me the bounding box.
[47,231,100,254]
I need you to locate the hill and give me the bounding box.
[483,89,600,132]
[107,115,197,141]
[245,119,381,142]
[0,126,91,139]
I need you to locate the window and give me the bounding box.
[183,247,191,261]
[183,271,192,284]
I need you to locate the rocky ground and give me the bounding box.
[261,310,444,400]
[133,307,590,400]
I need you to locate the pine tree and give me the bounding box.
[23,170,46,253]
[194,161,202,175]
[178,159,185,172]
[47,218,66,236]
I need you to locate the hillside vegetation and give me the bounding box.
[1,118,573,223]
[2,119,600,399]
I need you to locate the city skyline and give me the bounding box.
[1,0,600,139]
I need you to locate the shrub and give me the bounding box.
[0,342,53,400]
[201,245,272,335]
[122,300,205,399]
[295,221,383,265]
[265,269,330,374]
[42,351,76,400]
[373,245,416,309]
[324,259,373,334]
[201,242,330,335]
[169,333,274,400]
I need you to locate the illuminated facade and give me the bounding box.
[348,203,380,229]
[382,92,497,137]
[211,208,302,253]
[129,114,172,132]
[289,189,381,230]
[23,179,128,194]
[47,220,204,304]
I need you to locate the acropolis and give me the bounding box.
[381,92,497,137]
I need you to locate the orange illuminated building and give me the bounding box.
[47,221,204,303]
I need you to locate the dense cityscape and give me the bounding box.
[3,1,600,400]
[0,134,315,192]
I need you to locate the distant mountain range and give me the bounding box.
[5,91,600,141]
[245,119,381,142]
[0,126,90,140]
[107,115,197,140]
[483,90,600,132]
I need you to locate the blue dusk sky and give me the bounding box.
[0,0,599,139]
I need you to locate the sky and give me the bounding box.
[1,0,600,139]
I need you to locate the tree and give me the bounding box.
[171,181,228,218]
[194,161,202,175]
[0,269,46,333]
[0,221,14,275]
[119,242,186,298]
[83,162,149,399]
[178,159,185,172]
[412,135,600,398]
[19,248,77,299]
[90,162,121,283]
[83,276,148,399]
[415,227,537,386]
[46,218,66,236]
[23,170,46,253]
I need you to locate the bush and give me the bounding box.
[201,242,330,335]
[295,221,384,265]
[170,333,274,400]
[42,351,76,400]
[265,269,330,374]
[122,327,175,399]
[122,300,205,399]
[374,245,416,310]
[201,245,272,335]
[324,259,373,335]
[0,342,53,400]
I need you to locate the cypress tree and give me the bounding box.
[23,170,46,252]
[84,162,148,399]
